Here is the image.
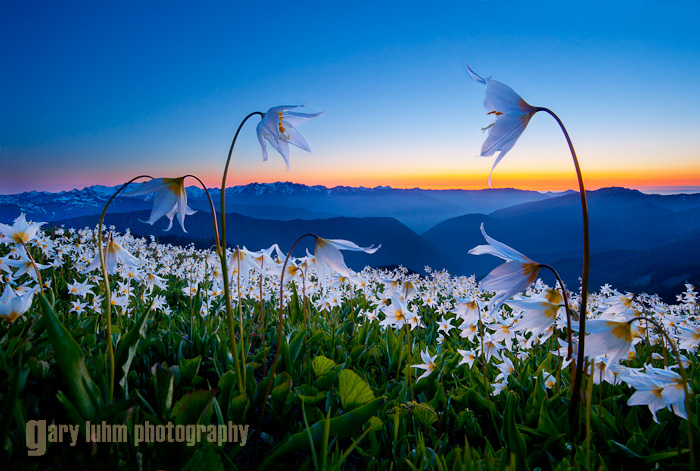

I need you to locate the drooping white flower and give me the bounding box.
[256,105,322,170]
[128,177,196,232]
[469,223,540,312]
[466,62,537,187]
[313,237,379,287]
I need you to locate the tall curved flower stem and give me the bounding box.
[98,174,152,404]
[260,233,316,426]
[535,107,590,422]
[219,111,264,393]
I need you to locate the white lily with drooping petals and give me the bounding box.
[128,177,196,232]
[313,237,380,287]
[466,62,537,187]
[468,223,540,313]
[256,105,322,170]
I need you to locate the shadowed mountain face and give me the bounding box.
[10,184,700,302]
[51,211,455,275]
[421,187,700,301]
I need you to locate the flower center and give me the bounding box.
[278,112,290,140]
[13,231,27,243]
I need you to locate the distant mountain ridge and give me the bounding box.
[5,183,700,301]
[1,181,557,232]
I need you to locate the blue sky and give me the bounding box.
[2,1,699,193]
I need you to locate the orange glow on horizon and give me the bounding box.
[189,168,700,192]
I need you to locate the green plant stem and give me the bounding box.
[260,233,316,425]
[536,107,590,424]
[539,264,574,361]
[219,111,263,393]
[97,174,152,404]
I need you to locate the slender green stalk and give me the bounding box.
[585,359,594,470]
[535,107,590,423]
[20,241,45,295]
[539,263,574,361]
[219,111,264,393]
[97,174,152,404]
[260,233,316,425]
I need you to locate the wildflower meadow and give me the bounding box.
[0,66,698,471]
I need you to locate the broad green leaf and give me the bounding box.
[182,443,224,471]
[259,397,385,470]
[170,389,216,426]
[312,355,335,377]
[411,402,438,429]
[338,369,375,411]
[180,355,202,386]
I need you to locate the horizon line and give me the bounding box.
[2,181,700,197]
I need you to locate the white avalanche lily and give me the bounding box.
[0,284,35,323]
[313,237,379,287]
[0,213,46,246]
[506,297,562,336]
[128,177,196,232]
[411,348,438,382]
[84,238,142,275]
[468,223,540,313]
[466,62,537,187]
[256,105,322,170]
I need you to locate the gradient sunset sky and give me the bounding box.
[2,1,699,194]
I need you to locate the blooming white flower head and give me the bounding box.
[256,105,322,170]
[0,213,46,246]
[411,348,438,382]
[466,62,537,187]
[581,319,640,365]
[469,223,540,313]
[128,177,196,232]
[84,236,142,275]
[0,284,35,323]
[313,237,379,288]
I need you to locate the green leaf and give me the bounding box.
[180,355,202,386]
[152,364,175,417]
[411,402,438,429]
[501,392,528,471]
[182,443,224,471]
[170,389,216,426]
[272,373,292,415]
[114,307,150,392]
[217,371,236,420]
[259,397,385,470]
[312,355,335,377]
[339,369,375,411]
[38,293,101,421]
